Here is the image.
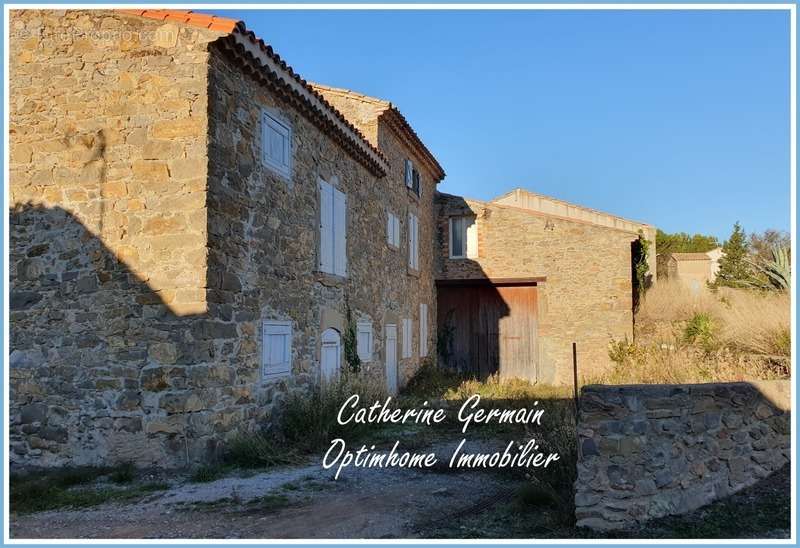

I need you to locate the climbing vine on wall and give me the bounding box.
[343,301,361,374]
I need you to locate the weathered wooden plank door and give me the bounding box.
[495,285,538,381]
[437,283,538,381]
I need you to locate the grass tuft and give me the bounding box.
[10,468,168,515]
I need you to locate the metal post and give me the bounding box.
[572,342,579,420]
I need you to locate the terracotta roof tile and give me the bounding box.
[117,9,240,33]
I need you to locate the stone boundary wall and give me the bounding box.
[575,381,791,530]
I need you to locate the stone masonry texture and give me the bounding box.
[9,9,438,467]
[574,381,791,530]
[435,193,638,385]
[10,8,652,469]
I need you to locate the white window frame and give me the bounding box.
[262,320,292,381]
[261,109,292,180]
[402,318,413,359]
[387,211,400,248]
[449,216,477,259]
[356,319,374,363]
[318,178,347,277]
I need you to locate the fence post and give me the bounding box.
[572,342,579,422]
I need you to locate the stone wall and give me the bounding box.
[575,381,791,530]
[206,45,438,401]
[9,9,440,468]
[9,9,223,467]
[435,193,637,384]
[493,187,657,281]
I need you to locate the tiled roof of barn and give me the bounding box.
[669,253,712,261]
[118,9,389,177]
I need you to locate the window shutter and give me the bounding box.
[262,321,292,380]
[402,318,412,358]
[416,216,420,269]
[407,214,419,270]
[404,159,413,188]
[261,111,292,178]
[408,213,414,268]
[419,304,428,357]
[319,180,333,273]
[387,212,393,246]
[333,188,347,277]
[466,217,478,259]
[394,215,401,247]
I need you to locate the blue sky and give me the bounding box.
[212,9,791,241]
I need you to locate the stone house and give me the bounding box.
[9,9,443,467]
[9,9,654,467]
[657,252,714,291]
[706,247,724,281]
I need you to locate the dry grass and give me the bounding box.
[597,281,791,384]
[715,289,791,357]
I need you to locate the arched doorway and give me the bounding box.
[321,328,341,382]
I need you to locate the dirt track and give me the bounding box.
[11,439,521,540]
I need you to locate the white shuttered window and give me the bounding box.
[262,321,292,380]
[402,318,413,359]
[419,304,428,357]
[387,212,400,248]
[318,179,347,277]
[408,213,419,270]
[261,110,292,179]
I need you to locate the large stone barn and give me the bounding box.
[8,9,654,467]
[435,189,655,385]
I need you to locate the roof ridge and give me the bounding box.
[309,83,392,108]
[117,9,240,32]
[494,187,653,229]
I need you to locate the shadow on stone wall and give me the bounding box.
[434,196,516,381]
[10,202,258,467]
[574,381,791,531]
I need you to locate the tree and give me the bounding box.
[656,229,720,254]
[716,222,752,287]
[749,229,791,264]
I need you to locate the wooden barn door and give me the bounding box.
[494,285,538,381]
[437,283,538,381]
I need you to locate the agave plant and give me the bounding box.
[748,245,791,291]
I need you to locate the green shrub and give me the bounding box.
[109,462,135,484]
[223,433,298,470]
[683,312,717,350]
[608,337,636,365]
[223,372,386,469]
